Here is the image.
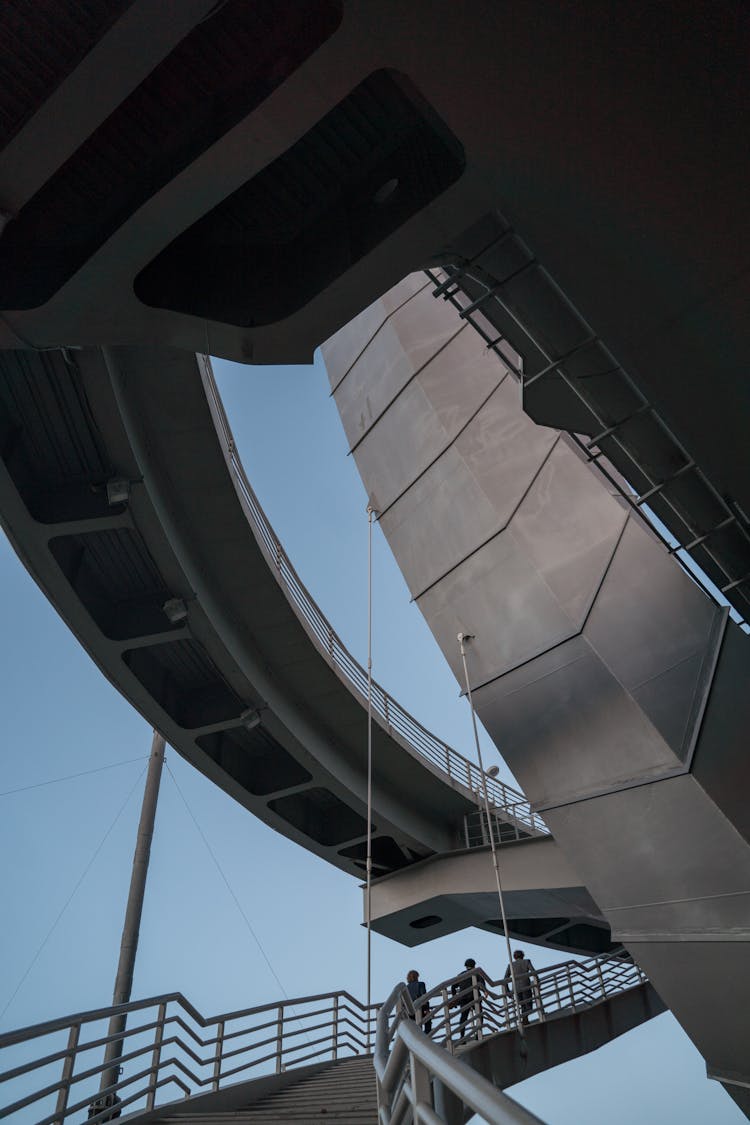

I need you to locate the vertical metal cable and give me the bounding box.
[366,504,376,1049]
[457,633,525,1044]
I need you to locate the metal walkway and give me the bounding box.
[0,953,662,1125]
[0,344,543,884]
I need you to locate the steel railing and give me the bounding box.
[425,262,750,632]
[0,951,646,1125]
[375,952,649,1125]
[410,951,646,1051]
[0,988,377,1125]
[463,808,542,848]
[198,354,547,838]
[375,983,544,1125]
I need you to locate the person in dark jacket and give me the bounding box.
[406,969,431,1033]
[451,958,489,1039]
[504,949,537,1024]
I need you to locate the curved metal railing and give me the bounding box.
[199,354,548,838]
[375,983,544,1125]
[413,951,646,1049]
[0,988,377,1125]
[0,952,648,1125]
[375,952,649,1124]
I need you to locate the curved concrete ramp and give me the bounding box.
[0,342,541,881]
[323,278,750,1105]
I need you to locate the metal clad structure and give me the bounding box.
[323,278,750,1102]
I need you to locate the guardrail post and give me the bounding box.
[501,983,511,1029]
[146,1002,167,1111]
[445,746,452,778]
[566,966,576,1011]
[410,1052,433,1116]
[596,962,606,999]
[384,695,390,729]
[441,989,453,1052]
[534,978,545,1022]
[473,980,483,1042]
[332,997,339,1060]
[53,1022,80,1125]
[212,1019,225,1092]
[275,1006,284,1074]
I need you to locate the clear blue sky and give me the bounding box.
[0,351,742,1123]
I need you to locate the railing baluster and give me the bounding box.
[441,989,453,1051]
[53,1022,79,1125]
[410,1052,433,1115]
[275,1006,284,1074]
[332,997,339,1060]
[146,1002,167,1111]
[473,981,483,1042]
[596,962,606,1000]
[566,966,576,1011]
[212,1019,225,1092]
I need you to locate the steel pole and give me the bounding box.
[100,730,165,1093]
[457,635,525,1045]
[365,504,376,1050]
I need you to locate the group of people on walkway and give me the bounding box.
[405,950,537,1040]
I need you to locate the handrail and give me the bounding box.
[376,952,650,1124]
[198,354,548,837]
[425,264,750,632]
[375,983,544,1125]
[410,951,646,1054]
[463,807,540,848]
[0,951,648,1124]
[0,986,378,1124]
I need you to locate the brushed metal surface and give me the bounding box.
[323,275,750,1087]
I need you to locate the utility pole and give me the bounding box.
[98,730,166,1102]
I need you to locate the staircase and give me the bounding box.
[0,956,662,1125]
[152,1056,377,1124]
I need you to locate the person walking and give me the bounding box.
[406,969,431,1034]
[451,958,489,1040]
[504,949,537,1025]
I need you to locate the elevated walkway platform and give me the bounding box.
[0,341,618,959]
[0,343,539,882]
[0,955,661,1125]
[370,838,615,956]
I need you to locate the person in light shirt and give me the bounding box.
[504,949,537,1025]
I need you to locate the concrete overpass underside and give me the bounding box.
[1,1,749,1116]
[0,341,615,963]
